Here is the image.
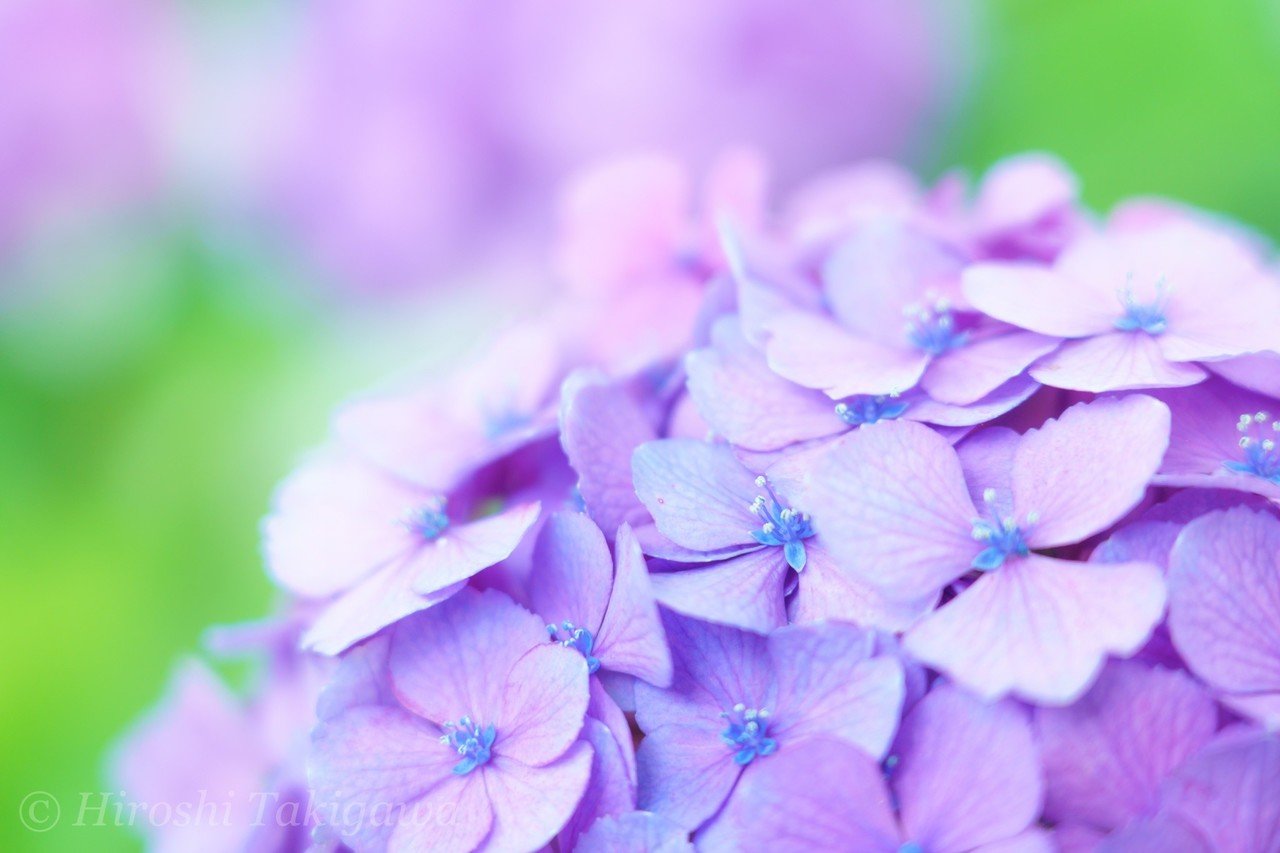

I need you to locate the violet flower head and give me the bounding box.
[806,395,1170,702]
[310,588,594,852]
[634,611,904,838]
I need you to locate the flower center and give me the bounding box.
[750,476,815,571]
[905,298,967,356]
[440,716,495,775]
[970,488,1038,570]
[547,620,601,673]
[835,394,910,426]
[720,703,777,766]
[1225,411,1280,484]
[1113,276,1169,335]
[404,497,450,541]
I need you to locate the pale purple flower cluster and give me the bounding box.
[116,153,1280,852]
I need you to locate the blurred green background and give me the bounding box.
[4,0,1280,849]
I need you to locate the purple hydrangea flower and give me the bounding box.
[310,588,594,851]
[805,395,1170,702]
[1167,507,1280,726]
[963,223,1280,393]
[697,681,1046,852]
[633,437,931,632]
[634,611,904,837]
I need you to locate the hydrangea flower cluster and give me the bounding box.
[116,153,1280,852]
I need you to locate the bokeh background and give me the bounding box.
[4,0,1280,849]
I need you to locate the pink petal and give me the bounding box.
[390,771,493,852]
[1013,395,1170,549]
[686,318,842,451]
[922,329,1058,406]
[410,502,542,595]
[484,744,595,853]
[769,624,904,760]
[388,588,547,725]
[575,811,693,852]
[1034,661,1216,831]
[788,544,938,631]
[1209,351,1280,398]
[974,153,1079,239]
[956,426,1019,511]
[263,450,423,598]
[310,704,461,851]
[631,439,760,552]
[301,556,464,656]
[649,549,789,634]
[695,737,900,852]
[765,310,929,398]
[593,523,674,687]
[962,262,1114,337]
[1159,731,1280,853]
[804,421,979,602]
[557,719,636,851]
[560,372,658,537]
[895,683,1041,852]
[495,645,590,767]
[904,555,1166,704]
[528,511,615,639]
[1029,332,1206,392]
[1168,508,1280,702]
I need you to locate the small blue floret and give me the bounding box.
[1113,277,1169,335]
[548,621,601,673]
[905,298,968,356]
[970,488,1037,570]
[1225,411,1280,485]
[835,395,911,427]
[749,476,816,571]
[440,716,496,775]
[720,703,777,766]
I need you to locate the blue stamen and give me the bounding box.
[1224,411,1280,484]
[749,476,815,571]
[720,703,777,766]
[404,497,450,541]
[547,621,601,673]
[835,395,910,427]
[970,488,1037,570]
[1114,276,1169,335]
[905,298,968,356]
[440,716,495,775]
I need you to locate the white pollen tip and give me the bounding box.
[982,487,997,503]
[754,475,767,487]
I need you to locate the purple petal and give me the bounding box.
[956,426,1019,510]
[495,645,590,767]
[1168,508,1280,714]
[765,310,930,398]
[575,811,693,853]
[821,221,964,343]
[922,329,1058,406]
[410,502,542,595]
[788,544,938,631]
[1029,332,1207,393]
[634,722,742,832]
[649,549,789,634]
[894,683,1041,852]
[685,317,843,451]
[804,421,979,602]
[1095,815,1212,853]
[974,153,1079,241]
[907,373,1041,428]
[1013,395,1170,549]
[484,743,595,853]
[388,588,546,725]
[593,523,674,687]
[561,371,658,536]
[1035,661,1216,831]
[388,770,493,853]
[962,261,1115,337]
[632,439,760,552]
[1159,731,1280,853]
[695,737,900,852]
[315,635,393,721]
[588,677,637,790]
[768,623,904,760]
[975,829,1056,853]
[529,511,615,638]
[1209,351,1280,398]
[309,704,460,851]
[904,555,1166,703]
[300,556,465,656]
[263,450,423,598]
[558,718,637,852]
